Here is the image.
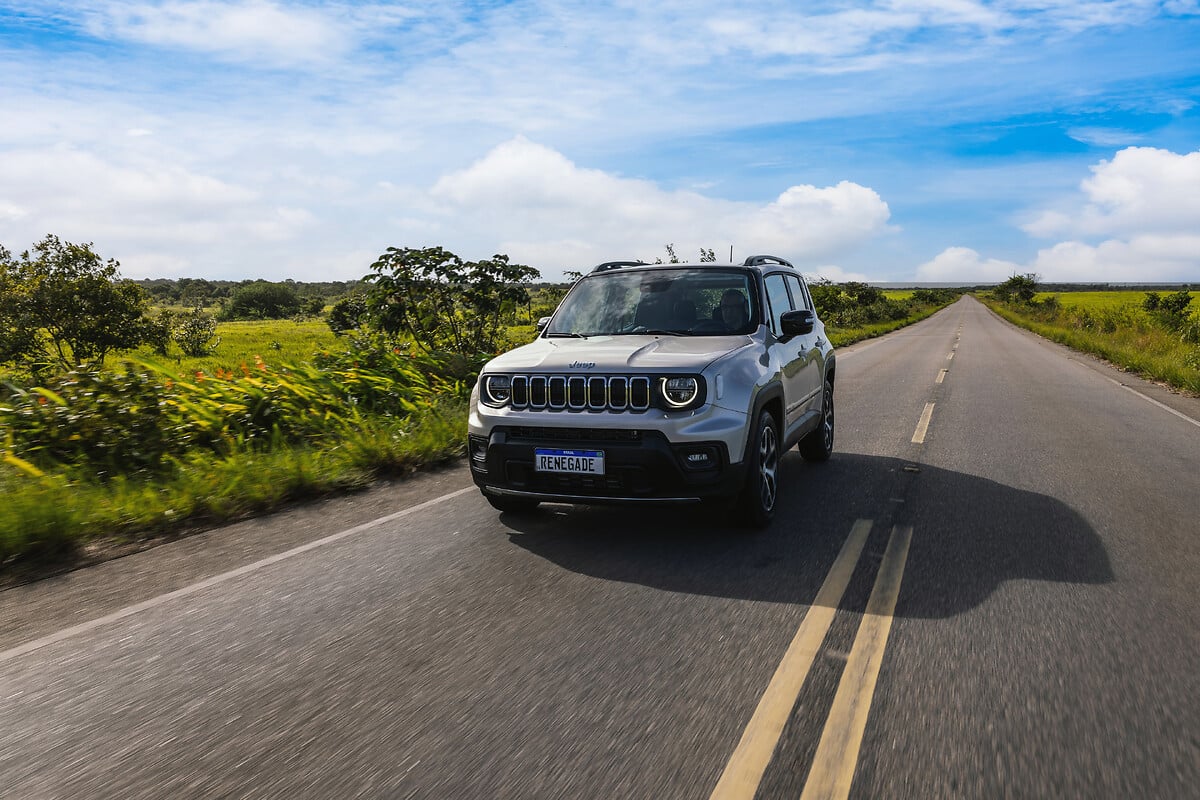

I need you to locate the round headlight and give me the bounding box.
[660,376,699,408]
[482,375,511,406]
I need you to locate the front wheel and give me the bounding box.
[736,409,780,528]
[798,380,835,462]
[485,494,540,514]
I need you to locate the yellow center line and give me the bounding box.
[801,525,913,800]
[710,520,874,800]
[911,402,935,444]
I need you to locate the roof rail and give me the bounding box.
[590,260,649,273]
[742,254,794,268]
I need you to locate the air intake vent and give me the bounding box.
[510,375,652,412]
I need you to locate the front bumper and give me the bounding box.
[468,426,747,504]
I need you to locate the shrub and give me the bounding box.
[2,364,169,477]
[328,295,368,335]
[219,281,303,320]
[173,306,221,356]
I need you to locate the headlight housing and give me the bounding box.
[481,374,511,407]
[659,376,700,409]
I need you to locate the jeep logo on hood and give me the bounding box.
[568,361,596,369]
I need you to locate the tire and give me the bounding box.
[736,409,780,528]
[485,494,540,514]
[798,379,834,462]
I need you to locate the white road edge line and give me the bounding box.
[0,486,477,665]
[912,403,935,444]
[1104,377,1200,429]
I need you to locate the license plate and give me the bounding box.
[534,448,605,475]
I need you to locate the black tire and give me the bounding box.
[736,409,780,528]
[485,494,540,514]
[798,379,834,462]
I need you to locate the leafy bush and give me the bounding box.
[173,306,221,356]
[2,364,169,477]
[328,295,368,335]
[219,281,303,321]
[142,310,176,356]
[0,333,471,481]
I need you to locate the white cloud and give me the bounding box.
[954,146,1200,282]
[804,265,873,283]
[82,1,355,66]
[916,247,1023,282]
[1030,236,1200,282]
[1025,147,1200,238]
[429,137,891,276]
[1014,147,1200,280]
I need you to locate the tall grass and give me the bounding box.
[0,332,476,573]
[0,400,465,572]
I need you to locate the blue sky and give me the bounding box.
[1,1,1198,283]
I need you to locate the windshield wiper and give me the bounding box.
[616,328,688,336]
[545,331,589,338]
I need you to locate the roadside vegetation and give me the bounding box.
[980,275,1200,394]
[808,282,960,346]
[2,237,956,574]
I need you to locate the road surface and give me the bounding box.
[2,296,1198,798]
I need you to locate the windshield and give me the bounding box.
[545,268,758,337]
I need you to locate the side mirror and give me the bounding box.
[780,309,815,337]
[536,316,552,332]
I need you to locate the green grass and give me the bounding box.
[0,399,466,574]
[1034,291,1200,312]
[825,300,954,347]
[131,319,340,376]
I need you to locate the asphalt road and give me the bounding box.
[2,296,1198,799]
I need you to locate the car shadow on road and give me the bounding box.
[500,453,1114,619]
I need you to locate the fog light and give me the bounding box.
[679,446,718,471]
[468,435,488,470]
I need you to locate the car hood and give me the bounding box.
[484,334,754,372]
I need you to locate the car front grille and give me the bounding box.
[510,375,651,412]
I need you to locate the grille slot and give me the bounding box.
[505,427,643,442]
[510,375,651,412]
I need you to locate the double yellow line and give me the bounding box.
[711,520,913,800]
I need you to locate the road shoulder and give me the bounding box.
[0,463,475,651]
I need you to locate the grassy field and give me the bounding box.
[1034,291,1200,311]
[131,319,341,376]
[981,291,1200,395]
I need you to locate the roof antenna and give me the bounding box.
[729,245,734,262]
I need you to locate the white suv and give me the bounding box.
[467,255,836,526]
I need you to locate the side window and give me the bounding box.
[764,274,793,335]
[785,275,811,311]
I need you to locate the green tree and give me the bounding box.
[142,309,178,357]
[364,246,539,354]
[0,235,149,372]
[995,273,1040,304]
[807,278,846,317]
[219,281,303,320]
